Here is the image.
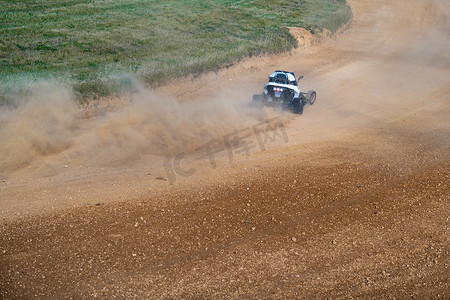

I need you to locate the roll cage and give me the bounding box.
[268,70,298,86]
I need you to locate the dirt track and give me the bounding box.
[1,0,449,298]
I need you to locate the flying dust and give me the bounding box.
[0,81,284,176]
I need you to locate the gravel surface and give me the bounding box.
[1,0,449,298]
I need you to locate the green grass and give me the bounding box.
[0,0,351,103]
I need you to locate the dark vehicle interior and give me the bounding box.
[268,71,297,85]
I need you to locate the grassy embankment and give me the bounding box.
[0,0,351,103]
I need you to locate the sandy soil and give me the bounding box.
[1,0,449,298]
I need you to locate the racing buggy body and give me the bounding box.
[252,71,316,114]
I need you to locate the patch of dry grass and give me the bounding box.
[0,0,351,102]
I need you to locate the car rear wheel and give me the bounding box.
[293,98,303,115]
[252,94,265,108]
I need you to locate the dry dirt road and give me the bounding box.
[1,0,449,298]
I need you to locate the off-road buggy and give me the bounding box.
[252,71,316,114]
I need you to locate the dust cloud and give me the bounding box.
[0,82,280,175]
[0,84,77,173]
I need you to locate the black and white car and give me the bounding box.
[252,70,316,114]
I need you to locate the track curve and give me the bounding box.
[1,0,449,298]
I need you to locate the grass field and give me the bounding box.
[0,0,351,103]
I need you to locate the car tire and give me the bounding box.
[293,98,304,115]
[252,94,264,108]
[307,90,316,105]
